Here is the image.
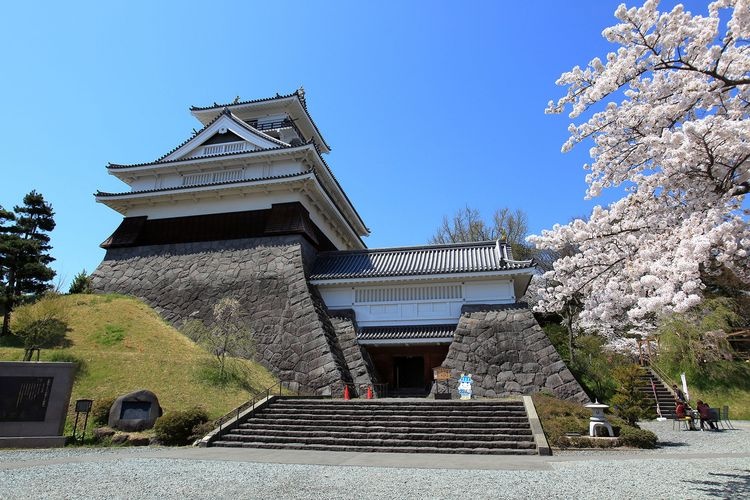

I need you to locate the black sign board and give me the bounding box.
[0,376,53,422]
[120,401,152,420]
[75,399,93,413]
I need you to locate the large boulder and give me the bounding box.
[108,389,163,432]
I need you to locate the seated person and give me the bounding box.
[675,401,696,429]
[696,400,718,430]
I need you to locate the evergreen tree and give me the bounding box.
[68,269,92,294]
[0,191,56,336]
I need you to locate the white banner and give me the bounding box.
[680,372,690,402]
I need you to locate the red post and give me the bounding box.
[344,385,351,400]
[367,385,373,399]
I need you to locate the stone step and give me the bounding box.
[276,398,525,406]
[210,398,537,455]
[253,413,531,424]
[259,408,528,418]
[210,441,538,455]
[230,429,533,441]
[240,418,531,430]
[273,398,524,411]
[217,434,536,450]
[239,422,532,434]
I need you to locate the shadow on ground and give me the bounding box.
[655,441,689,448]
[683,469,750,497]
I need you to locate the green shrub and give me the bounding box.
[91,396,118,426]
[541,324,630,403]
[617,426,657,449]
[17,318,69,349]
[46,351,87,379]
[556,435,618,449]
[153,407,209,446]
[94,324,126,346]
[12,295,70,351]
[611,365,655,426]
[68,270,92,294]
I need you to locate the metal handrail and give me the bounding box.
[215,380,306,432]
[647,362,681,402]
[215,379,390,434]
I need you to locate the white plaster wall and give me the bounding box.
[318,279,516,326]
[127,159,306,192]
[355,301,463,327]
[464,280,515,303]
[318,287,354,308]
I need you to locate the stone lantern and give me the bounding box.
[585,400,614,437]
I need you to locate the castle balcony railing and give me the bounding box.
[246,119,306,143]
[182,168,244,186]
[247,119,293,131]
[197,141,254,158]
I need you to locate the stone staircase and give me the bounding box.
[636,368,677,419]
[210,397,538,455]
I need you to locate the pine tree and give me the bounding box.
[68,269,92,294]
[0,191,56,336]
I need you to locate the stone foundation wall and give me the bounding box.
[439,303,589,403]
[328,310,376,392]
[91,236,352,393]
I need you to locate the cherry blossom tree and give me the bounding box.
[529,0,750,337]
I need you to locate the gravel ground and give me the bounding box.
[556,418,750,456]
[1,421,748,499]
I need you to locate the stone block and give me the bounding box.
[522,362,540,373]
[515,373,535,386]
[109,390,162,432]
[545,373,564,389]
[504,381,521,392]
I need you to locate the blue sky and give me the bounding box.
[0,0,708,288]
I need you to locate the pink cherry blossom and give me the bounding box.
[530,0,750,337]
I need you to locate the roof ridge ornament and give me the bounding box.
[296,86,307,108]
[495,239,506,264]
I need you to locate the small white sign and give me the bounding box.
[458,373,473,400]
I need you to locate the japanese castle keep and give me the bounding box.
[92,90,587,403]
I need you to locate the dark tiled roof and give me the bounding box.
[95,170,312,197]
[358,324,456,342]
[189,89,331,151]
[107,143,306,170]
[309,241,535,280]
[189,91,299,111]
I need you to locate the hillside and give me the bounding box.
[0,294,278,420]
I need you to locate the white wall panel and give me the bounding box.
[464,280,514,302]
[319,279,517,327]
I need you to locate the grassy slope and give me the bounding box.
[688,386,750,420]
[667,361,750,420]
[0,294,277,420]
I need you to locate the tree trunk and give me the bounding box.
[1,311,10,337]
[565,309,575,365]
[1,270,15,337]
